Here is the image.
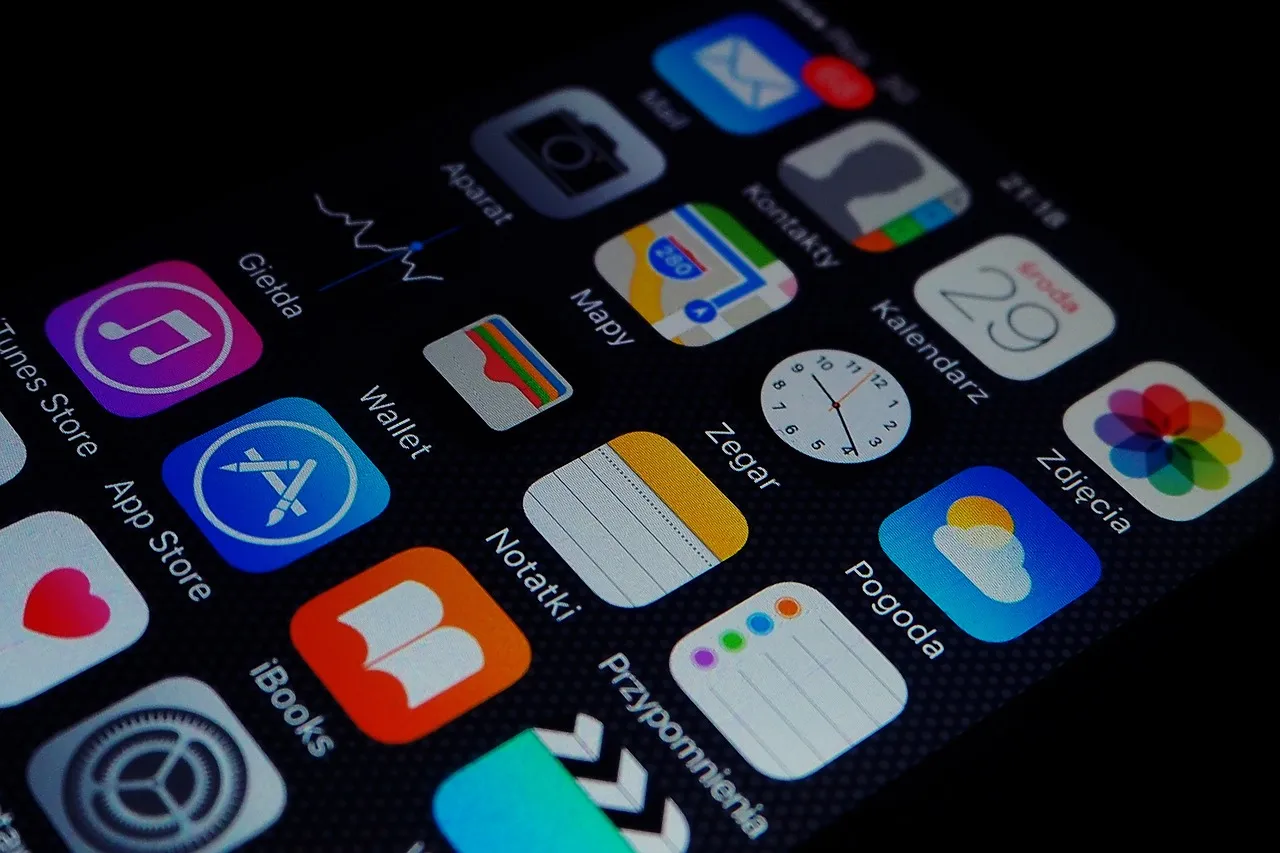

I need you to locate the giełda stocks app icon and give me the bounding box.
[879,467,1101,642]
[46,261,262,417]
[162,397,390,573]
[472,87,665,218]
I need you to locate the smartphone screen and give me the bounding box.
[0,2,1274,851]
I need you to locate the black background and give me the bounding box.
[2,1,1272,849]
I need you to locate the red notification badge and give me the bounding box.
[803,57,876,110]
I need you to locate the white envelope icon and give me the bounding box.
[695,36,799,110]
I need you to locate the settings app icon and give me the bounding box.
[28,677,285,853]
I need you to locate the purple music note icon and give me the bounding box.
[46,261,263,417]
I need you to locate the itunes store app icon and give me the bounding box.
[46,261,263,417]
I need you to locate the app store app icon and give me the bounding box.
[46,261,263,417]
[162,397,390,573]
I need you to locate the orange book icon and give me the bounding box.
[290,548,530,744]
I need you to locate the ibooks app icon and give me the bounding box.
[291,548,530,744]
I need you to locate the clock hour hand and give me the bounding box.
[811,373,838,405]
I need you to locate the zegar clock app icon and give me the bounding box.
[761,350,911,463]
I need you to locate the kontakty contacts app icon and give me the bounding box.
[879,467,1101,642]
[162,397,389,573]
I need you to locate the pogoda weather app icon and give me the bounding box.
[162,397,390,573]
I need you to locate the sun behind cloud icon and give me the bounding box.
[932,496,1032,603]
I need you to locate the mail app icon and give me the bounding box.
[695,36,799,110]
[655,14,822,135]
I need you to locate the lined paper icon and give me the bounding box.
[670,582,907,780]
[523,431,748,607]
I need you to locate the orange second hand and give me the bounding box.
[830,372,873,411]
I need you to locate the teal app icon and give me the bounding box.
[878,466,1101,642]
[433,714,690,853]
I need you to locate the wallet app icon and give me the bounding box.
[654,13,822,134]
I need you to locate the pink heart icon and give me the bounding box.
[23,567,111,638]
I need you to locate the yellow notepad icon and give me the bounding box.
[524,432,748,607]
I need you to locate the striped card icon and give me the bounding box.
[425,314,572,431]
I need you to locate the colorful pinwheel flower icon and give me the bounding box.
[1093,383,1242,495]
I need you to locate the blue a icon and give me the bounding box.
[162,397,390,573]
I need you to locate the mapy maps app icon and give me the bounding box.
[879,467,1101,642]
[162,397,390,573]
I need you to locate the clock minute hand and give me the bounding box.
[835,405,857,456]
[813,374,858,455]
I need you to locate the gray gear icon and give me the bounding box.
[62,707,247,852]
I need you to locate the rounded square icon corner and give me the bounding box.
[292,548,529,744]
[880,466,1100,643]
[779,120,967,251]
[915,234,1116,381]
[44,261,263,418]
[27,675,285,853]
[162,397,390,573]
[1062,361,1274,521]
[425,316,573,430]
[0,409,27,485]
[0,511,148,708]
[653,13,821,136]
[670,580,906,781]
[524,431,746,608]
[472,87,665,219]
[595,203,799,347]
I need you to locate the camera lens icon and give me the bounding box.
[474,87,665,218]
[508,108,629,198]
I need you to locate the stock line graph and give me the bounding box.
[314,193,460,291]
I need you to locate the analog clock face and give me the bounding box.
[760,350,911,463]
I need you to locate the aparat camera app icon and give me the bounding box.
[472,87,666,218]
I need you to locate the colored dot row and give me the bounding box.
[690,596,802,670]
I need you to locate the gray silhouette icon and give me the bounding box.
[780,141,924,240]
[779,120,968,248]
